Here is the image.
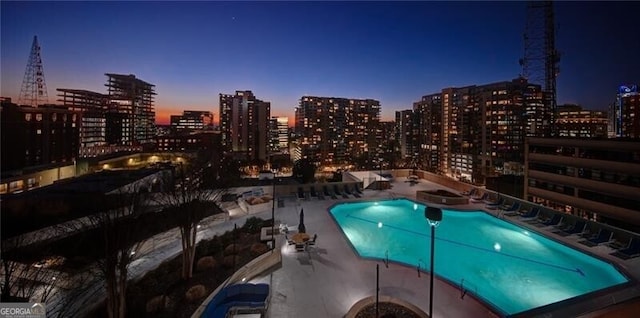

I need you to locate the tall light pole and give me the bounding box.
[271,169,277,251]
[425,206,442,318]
[379,157,383,190]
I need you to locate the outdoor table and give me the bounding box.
[291,232,310,244]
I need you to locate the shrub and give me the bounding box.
[145,295,169,313]
[196,256,216,272]
[242,217,264,233]
[185,285,207,302]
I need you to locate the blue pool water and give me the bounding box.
[329,199,629,315]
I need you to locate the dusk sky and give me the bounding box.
[2,1,639,125]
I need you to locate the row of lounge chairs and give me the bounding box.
[459,188,640,260]
[503,204,640,260]
[297,184,363,201]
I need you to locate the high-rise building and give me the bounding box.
[609,84,639,138]
[294,96,380,166]
[57,88,109,157]
[395,110,417,159]
[1,98,79,173]
[413,78,545,183]
[556,104,608,139]
[219,91,271,161]
[170,110,213,132]
[525,137,640,233]
[105,73,156,149]
[269,116,289,154]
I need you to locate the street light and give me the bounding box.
[271,169,277,251]
[425,206,442,318]
[378,157,384,190]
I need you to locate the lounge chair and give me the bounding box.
[345,184,361,198]
[519,207,540,219]
[486,197,505,210]
[501,202,521,217]
[355,184,364,194]
[461,188,478,197]
[310,186,318,198]
[334,185,348,199]
[534,214,563,227]
[611,239,640,259]
[579,228,614,247]
[555,220,586,237]
[470,193,488,203]
[297,187,305,199]
[608,237,631,250]
[315,187,325,200]
[323,185,337,200]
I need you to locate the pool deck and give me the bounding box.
[244,178,640,318]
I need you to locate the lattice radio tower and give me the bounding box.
[519,1,560,136]
[18,35,49,107]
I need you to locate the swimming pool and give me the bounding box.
[329,199,629,316]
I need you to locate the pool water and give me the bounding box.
[329,199,629,315]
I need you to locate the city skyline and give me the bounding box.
[2,1,639,125]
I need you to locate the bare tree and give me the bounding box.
[1,235,57,303]
[51,187,150,318]
[155,162,227,280]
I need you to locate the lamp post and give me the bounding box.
[425,206,442,318]
[378,157,383,190]
[271,169,277,251]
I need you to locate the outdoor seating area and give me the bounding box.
[502,203,639,260]
[202,283,270,318]
[295,183,363,201]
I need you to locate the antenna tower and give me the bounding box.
[519,1,560,136]
[18,35,49,107]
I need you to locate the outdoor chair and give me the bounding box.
[501,202,521,217]
[486,197,505,210]
[519,207,540,219]
[307,234,317,246]
[579,228,614,247]
[470,193,487,203]
[611,238,640,259]
[534,214,562,227]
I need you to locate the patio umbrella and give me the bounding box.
[298,208,306,233]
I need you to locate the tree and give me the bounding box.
[155,162,227,280]
[55,187,150,318]
[292,158,316,183]
[1,235,57,303]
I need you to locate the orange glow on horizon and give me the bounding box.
[156,107,296,127]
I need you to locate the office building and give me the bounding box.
[413,78,546,183]
[556,104,608,139]
[57,88,109,157]
[1,98,79,174]
[609,84,639,138]
[105,73,156,149]
[170,110,213,132]
[219,91,271,161]
[395,110,418,159]
[156,131,221,153]
[294,96,380,166]
[269,116,289,154]
[525,137,640,232]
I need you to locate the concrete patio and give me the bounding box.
[219,175,640,318]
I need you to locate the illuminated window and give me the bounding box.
[36,113,43,121]
[25,113,32,121]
